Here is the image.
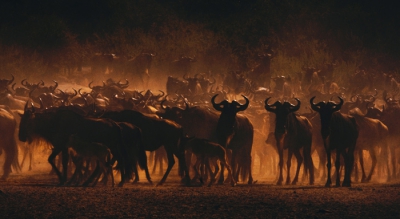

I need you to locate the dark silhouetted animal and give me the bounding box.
[310,96,358,187]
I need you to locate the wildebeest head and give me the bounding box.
[310,96,343,138]
[264,97,300,135]
[211,94,249,114]
[158,97,191,123]
[0,75,14,93]
[211,94,250,147]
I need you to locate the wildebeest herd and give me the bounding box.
[0,53,399,189]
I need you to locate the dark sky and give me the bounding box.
[0,0,399,71]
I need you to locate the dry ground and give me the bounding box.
[0,168,399,219]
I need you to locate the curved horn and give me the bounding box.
[333,96,344,111]
[211,94,223,111]
[160,98,168,110]
[237,95,249,111]
[209,77,216,85]
[264,97,276,112]
[119,79,129,88]
[52,80,58,91]
[21,79,28,87]
[367,89,378,103]
[78,88,85,97]
[195,73,204,79]
[39,98,44,110]
[57,89,66,97]
[373,89,378,98]
[156,90,165,99]
[7,75,14,85]
[89,81,94,89]
[290,98,301,112]
[350,94,358,102]
[183,98,190,110]
[310,96,320,112]
[71,88,78,97]
[11,83,16,91]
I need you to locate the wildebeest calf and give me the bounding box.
[67,134,114,187]
[181,136,236,187]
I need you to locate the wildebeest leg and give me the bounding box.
[220,157,236,186]
[192,157,203,184]
[185,150,193,177]
[48,147,65,185]
[82,161,101,187]
[335,150,342,187]
[156,151,175,186]
[366,149,377,182]
[359,150,367,182]
[142,163,153,184]
[228,149,237,183]
[150,151,157,175]
[303,145,314,185]
[206,160,217,187]
[217,163,225,184]
[277,145,284,185]
[342,147,354,187]
[132,162,140,183]
[201,159,208,183]
[246,152,254,185]
[67,156,83,186]
[286,149,293,185]
[381,145,391,181]
[20,142,33,171]
[390,146,396,179]
[292,149,303,185]
[109,166,115,187]
[325,149,332,187]
[218,149,231,184]
[1,138,17,180]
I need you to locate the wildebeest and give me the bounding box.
[180,136,236,187]
[90,53,114,77]
[169,55,196,77]
[100,109,190,186]
[248,46,274,88]
[0,106,20,179]
[211,94,254,184]
[310,96,359,187]
[264,98,314,185]
[125,51,156,89]
[18,104,139,187]
[371,93,400,179]
[0,75,14,93]
[348,108,390,182]
[66,134,114,187]
[157,97,254,184]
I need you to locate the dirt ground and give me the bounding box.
[0,167,399,219]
